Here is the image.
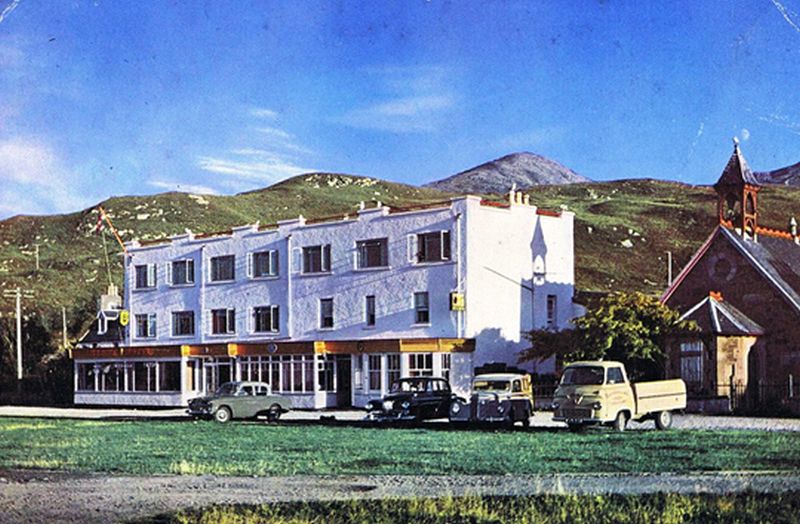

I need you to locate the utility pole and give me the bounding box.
[2,287,35,381]
[33,244,40,272]
[62,306,69,351]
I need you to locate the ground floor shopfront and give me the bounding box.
[72,338,475,409]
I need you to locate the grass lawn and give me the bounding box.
[0,417,798,476]
[138,493,800,524]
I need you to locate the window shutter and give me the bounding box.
[272,306,280,332]
[270,250,279,276]
[352,247,359,270]
[149,314,157,338]
[248,308,254,334]
[148,264,156,287]
[292,248,302,274]
[407,235,417,263]
[188,260,195,284]
[228,309,236,333]
[166,261,173,285]
[323,245,331,272]
[247,252,253,278]
[442,230,451,260]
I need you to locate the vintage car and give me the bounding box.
[365,377,457,422]
[449,373,533,427]
[186,381,291,423]
[552,361,686,432]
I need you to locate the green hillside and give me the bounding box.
[2,174,800,346]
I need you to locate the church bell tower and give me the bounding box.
[713,138,760,239]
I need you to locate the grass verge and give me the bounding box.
[0,417,798,476]
[136,493,800,524]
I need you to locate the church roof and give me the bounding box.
[680,293,764,336]
[722,227,800,313]
[713,143,760,188]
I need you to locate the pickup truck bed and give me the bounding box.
[633,379,687,419]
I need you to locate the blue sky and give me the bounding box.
[2,1,800,218]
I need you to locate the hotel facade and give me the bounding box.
[74,192,576,408]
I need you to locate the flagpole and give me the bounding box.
[101,228,113,287]
[98,206,129,256]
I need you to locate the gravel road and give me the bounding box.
[1,470,799,524]
[1,406,799,431]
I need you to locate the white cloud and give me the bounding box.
[740,128,751,141]
[0,137,91,217]
[197,153,314,184]
[250,107,279,119]
[255,126,293,140]
[770,0,800,35]
[0,0,21,25]
[338,65,459,133]
[148,180,218,195]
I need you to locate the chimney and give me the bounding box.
[523,194,530,206]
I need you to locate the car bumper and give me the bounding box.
[365,411,417,422]
[552,416,604,424]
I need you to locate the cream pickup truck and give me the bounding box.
[552,361,686,432]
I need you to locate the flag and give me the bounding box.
[95,210,106,234]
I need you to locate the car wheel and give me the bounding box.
[214,406,232,424]
[613,411,628,432]
[567,422,585,433]
[654,410,673,430]
[267,404,282,422]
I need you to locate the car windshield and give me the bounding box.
[560,366,605,386]
[215,383,236,396]
[473,380,510,392]
[390,378,429,393]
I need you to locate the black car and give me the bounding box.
[365,377,459,422]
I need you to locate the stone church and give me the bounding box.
[662,142,800,414]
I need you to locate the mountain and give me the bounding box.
[424,152,591,194]
[5,167,800,351]
[756,160,800,186]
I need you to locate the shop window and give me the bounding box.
[408,353,433,377]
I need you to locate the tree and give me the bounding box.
[521,291,697,380]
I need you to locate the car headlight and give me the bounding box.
[497,404,506,414]
[401,400,411,410]
[365,401,376,411]
[551,401,560,410]
[382,400,394,411]
[592,401,602,410]
[451,401,461,414]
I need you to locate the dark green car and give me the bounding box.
[187,381,291,423]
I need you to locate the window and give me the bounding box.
[318,356,335,392]
[302,245,331,273]
[320,298,334,329]
[441,353,451,382]
[172,311,195,336]
[170,259,194,285]
[365,295,376,327]
[211,308,236,335]
[77,363,94,391]
[607,367,625,385]
[680,341,704,388]
[368,355,382,391]
[417,231,451,263]
[414,292,430,324]
[251,250,279,278]
[134,264,156,289]
[408,353,433,377]
[135,313,157,338]
[387,354,401,385]
[547,294,557,328]
[353,355,363,390]
[356,238,388,268]
[158,361,181,392]
[253,305,280,333]
[210,255,235,282]
[134,362,157,392]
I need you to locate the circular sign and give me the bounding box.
[267,342,279,354]
[356,341,365,353]
[118,310,130,327]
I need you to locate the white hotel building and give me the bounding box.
[74,191,576,408]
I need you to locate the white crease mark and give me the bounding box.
[770,0,800,34]
[0,0,21,25]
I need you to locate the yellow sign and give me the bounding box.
[449,292,465,311]
[119,310,130,326]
